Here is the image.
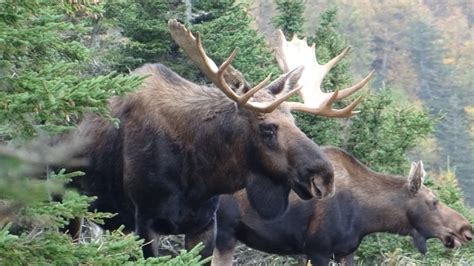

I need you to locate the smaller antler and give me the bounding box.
[275,30,374,117]
[168,20,302,113]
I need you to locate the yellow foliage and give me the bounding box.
[464,106,474,117]
[442,57,456,65]
[435,169,458,184]
[464,106,474,136]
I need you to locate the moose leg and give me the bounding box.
[212,221,237,266]
[211,239,236,266]
[65,216,83,240]
[52,193,83,241]
[184,216,216,260]
[135,210,156,258]
[337,253,355,266]
[308,254,330,266]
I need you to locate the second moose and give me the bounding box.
[213,147,473,265]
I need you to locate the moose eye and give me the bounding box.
[259,123,278,138]
[428,198,439,210]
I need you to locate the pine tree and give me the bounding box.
[192,3,280,83]
[103,0,280,85]
[344,90,433,173]
[103,0,186,73]
[0,1,207,263]
[272,0,305,37]
[0,1,143,140]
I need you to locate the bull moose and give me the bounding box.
[212,147,473,265]
[65,20,373,257]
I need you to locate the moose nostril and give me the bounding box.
[311,180,322,199]
[314,186,323,199]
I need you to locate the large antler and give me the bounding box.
[168,19,303,113]
[275,30,374,117]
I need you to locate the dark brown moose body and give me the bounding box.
[213,147,473,265]
[68,20,349,258]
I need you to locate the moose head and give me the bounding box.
[406,161,473,253]
[168,21,375,218]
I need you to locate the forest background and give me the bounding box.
[0,0,472,264]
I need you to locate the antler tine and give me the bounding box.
[336,70,374,100]
[274,28,374,118]
[215,50,274,106]
[168,19,219,83]
[324,47,350,73]
[275,29,290,72]
[215,48,241,102]
[169,19,300,114]
[286,90,363,118]
[238,74,272,104]
[331,95,364,117]
[248,85,302,113]
[320,90,364,117]
[169,19,242,103]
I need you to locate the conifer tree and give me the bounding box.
[272,0,305,37]
[105,0,279,84]
[0,1,142,140]
[104,0,185,72]
[0,1,208,263]
[192,3,280,83]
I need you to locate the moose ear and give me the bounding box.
[222,66,251,94]
[408,160,426,195]
[265,66,304,96]
[246,173,290,219]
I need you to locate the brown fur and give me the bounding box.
[69,62,335,258]
[129,64,237,146]
[317,148,410,235]
[214,146,473,265]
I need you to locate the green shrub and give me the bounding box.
[0,1,207,264]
